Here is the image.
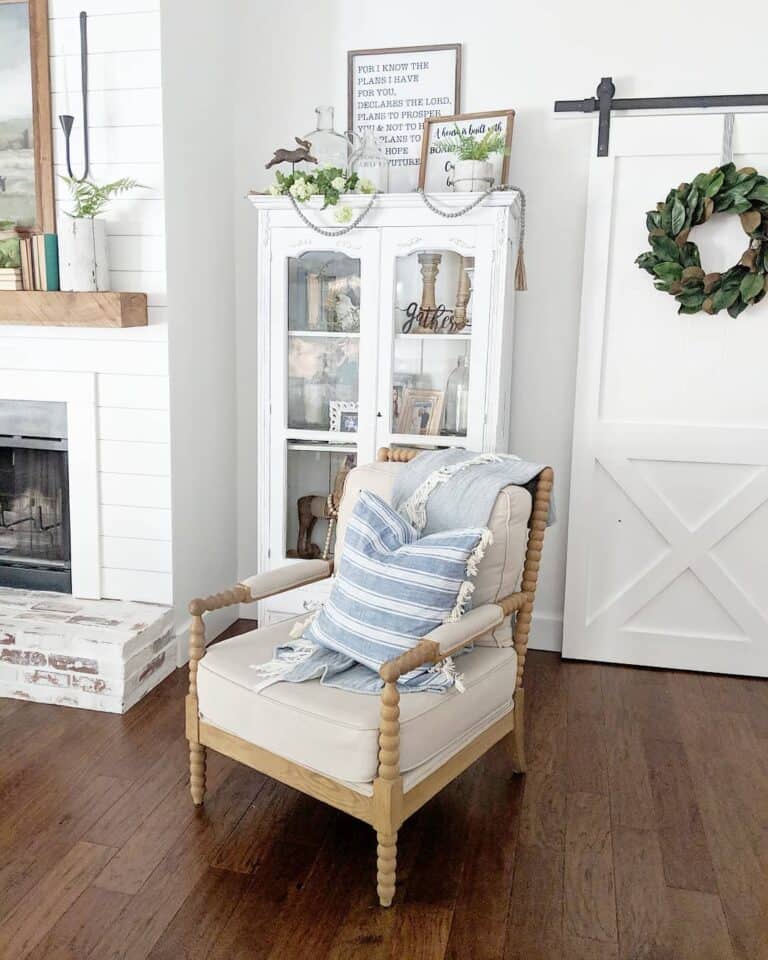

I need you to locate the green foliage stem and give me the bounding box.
[435,127,508,162]
[61,176,145,219]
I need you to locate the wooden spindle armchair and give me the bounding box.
[186,447,553,906]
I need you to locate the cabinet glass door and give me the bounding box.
[287,251,361,431]
[284,445,356,559]
[379,229,492,451]
[270,231,379,564]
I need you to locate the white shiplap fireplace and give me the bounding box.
[0,363,174,713]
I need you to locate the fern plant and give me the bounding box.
[60,176,145,218]
[437,127,507,162]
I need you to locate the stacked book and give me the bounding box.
[0,268,23,291]
[0,229,59,291]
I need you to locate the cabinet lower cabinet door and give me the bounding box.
[259,581,330,628]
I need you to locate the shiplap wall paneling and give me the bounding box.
[101,504,172,541]
[101,536,172,573]
[98,438,171,476]
[99,474,171,509]
[48,0,166,322]
[102,568,172,606]
[98,407,170,443]
[97,373,169,408]
[0,0,173,609]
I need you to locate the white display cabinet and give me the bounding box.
[249,191,521,625]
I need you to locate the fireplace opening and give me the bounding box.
[0,400,71,592]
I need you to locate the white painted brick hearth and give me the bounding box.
[0,588,173,712]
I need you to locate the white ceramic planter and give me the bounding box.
[448,159,494,193]
[58,217,110,291]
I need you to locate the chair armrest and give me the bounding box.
[188,559,332,616]
[239,559,332,602]
[378,603,507,683]
[426,603,507,658]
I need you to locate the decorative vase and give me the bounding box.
[447,159,494,193]
[350,131,389,193]
[304,106,351,172]
[442,356,469,436]
[306,272,322,329]
[58,217,109,291]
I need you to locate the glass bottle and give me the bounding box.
[304,106,350,172]
[350,130,389,193]
[303,356,330,428]
[442,356,469,436]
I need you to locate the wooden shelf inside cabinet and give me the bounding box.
[0,291,148,328]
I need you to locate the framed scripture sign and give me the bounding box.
[347,44,461,193]
[418,110,515,192]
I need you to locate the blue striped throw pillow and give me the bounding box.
[301,490,491,680]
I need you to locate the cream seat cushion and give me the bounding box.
[335,461,532,646]
[197,617,517,792]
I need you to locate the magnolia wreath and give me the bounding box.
[636,162,768,317]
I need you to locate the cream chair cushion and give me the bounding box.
[335,461,532,646]
[197,616,517,794]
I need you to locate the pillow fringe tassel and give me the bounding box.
[447,579,475,623]
[430,655,466,694]
[249,636,318,690]
[466,527,493,577]
[289,610,319,639]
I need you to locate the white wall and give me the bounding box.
[161,0,239,648]
[232,0,335,586]
[234,0,768,650]
[0,0,171,605]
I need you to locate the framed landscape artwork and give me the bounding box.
[0,0,54,232]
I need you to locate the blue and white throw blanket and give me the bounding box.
[250,450,554,696]
[392,449,555,534]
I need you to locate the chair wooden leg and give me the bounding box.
[189,740,206,805]
[509,688,527,774]
[376,829,397,907]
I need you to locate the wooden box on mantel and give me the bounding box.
[0,291,148,328]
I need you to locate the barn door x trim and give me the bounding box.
[563,113,768,676]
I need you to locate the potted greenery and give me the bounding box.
[439,128,508,193]
[268,165,376,223]
[58,177,144,291]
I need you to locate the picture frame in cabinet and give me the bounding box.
[329,400,359,433]
[397,388,444,437]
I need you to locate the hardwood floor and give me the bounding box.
[1,620,767,960]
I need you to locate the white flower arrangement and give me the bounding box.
[269,165,375,210]
[334,205,354,223]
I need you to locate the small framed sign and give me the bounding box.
[418,110,515,192]
[347,44,461,193]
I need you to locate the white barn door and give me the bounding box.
[563,113,768,676]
